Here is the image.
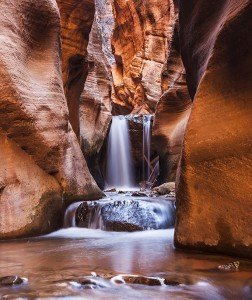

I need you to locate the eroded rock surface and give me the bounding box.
[153,20,192,182]
[80,4,113,188]
[56,0,95,138]
[175,0,252,258]
[110,0,175,113]
[0,0,101,238]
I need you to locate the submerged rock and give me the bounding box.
[217,261,240,272]
[104,188,117,193]
[76,198,175,231]
[69,277,110,290]
[0,276,27,286]
[111,275,164,286]
[131,191,148,197]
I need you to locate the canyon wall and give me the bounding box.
[175,0,252,258]
[79,0,180,186]
[79,1,113,188]
[0,0,102,239]
[152,21,192,183]
[111,0,174,114]
[56,0,95,138]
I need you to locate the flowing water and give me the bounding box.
[143,115,152,183]
[106,116,135,190]
[0,226,251,299]
[66,194,176,231]
[1,116,251,299]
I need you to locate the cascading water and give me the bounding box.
[105,115,135,189]
[65,196,176,231]
[143,115,152,185]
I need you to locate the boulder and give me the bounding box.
[0,132,62,238]
[153,182,175,195]
[76,199,175,231]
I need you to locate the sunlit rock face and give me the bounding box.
[153,20,192,183]
[0,0,101,238]
[111,0,174,114]
[79,1,113,189]
[0,132,62,239]
[175,0,252,258]
[55,0,103,202]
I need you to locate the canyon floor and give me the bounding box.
[0,195,251,300]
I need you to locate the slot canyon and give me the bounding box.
[0,0,251,299]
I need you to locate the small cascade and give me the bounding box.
[142,115,152,184]
[106,116,135,189]
[64,202,83,227]
[74,197,176,231]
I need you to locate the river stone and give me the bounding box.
[152,182,175,195]
[111,275,164,286]
[75,199,175,231]
[0,276,26,286]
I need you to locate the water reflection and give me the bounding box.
[0,229,251,299]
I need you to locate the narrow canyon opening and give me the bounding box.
[0,0,251,299]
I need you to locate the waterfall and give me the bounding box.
[143,115,152,184]
[106,116,135,189]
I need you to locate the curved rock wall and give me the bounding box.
[80,2,113,188]
[0,0,102,238]
[153,21,192,183]
[175,0,252,258]
[56,0,95,138]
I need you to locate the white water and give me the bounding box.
[106,116,135,189]
[143,115,152,183]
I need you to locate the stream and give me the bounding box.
[0,195,251,299]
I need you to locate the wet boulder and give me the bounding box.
[0,276,27,286]
[75,199,175,231]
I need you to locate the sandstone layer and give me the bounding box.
[153,22,192,183]
[79,2,113,189]
[110,0,174,114]
[56,0,95,138]
[0,0,102,238]
[175,0,252,258]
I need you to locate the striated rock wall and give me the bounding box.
[110,0,174,114]
[0,0,102,238]
[79,1,113,188]
[175,0,252,258]
[153,22,192,183]
[56,0,95,138]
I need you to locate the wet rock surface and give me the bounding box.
[75,197,176,231]
[0,276,27,286]
[217,261,240,272]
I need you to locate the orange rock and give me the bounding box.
[56,0,95,138]
[80,13,112,188]
[111,0,174,113]
[175,0,252,258]
[153,21,192,182]
[0,0,101,238]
